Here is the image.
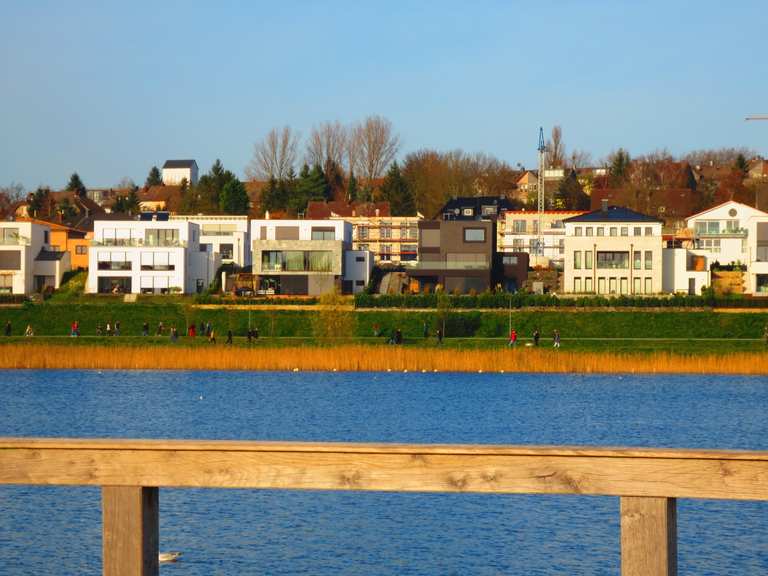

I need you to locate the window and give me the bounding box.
[503,255,518,265]
[609,227,617,237]
[201,224,236,236]
[513,220,526,233]
[512,238,524,249]
[284,251,305,271]
[585,277,593,292]
[97,252,131,271]
[358,243,369,251]
[199,243,210,253]
[261,250,334,272]
[311,228,335,241]
[75,245,88,255]
[481,205,496,217]
[598,277,606,294]
[633,227,641,236]
[585,227,593,236]
[355,280,365,286]
[464,228,486,242]
[380,223,392,239]
[44,231,50,244]
[140,275,170,295]
[357,226,369,240]
[559,239,564,254]
[597,227,604,236]
[620,227,628,236]
[597,251,629,269]
[633,251,641,270]
[574,277,582,292]
[585,251,593,270]
[140,252,173,271]
[420,228,440,247]
[355,256,365,262]
[144,228,178,247]
[633,277,641,294]
[400,244,417,261]
[0,251,21,270]
[644,227,653,236]
[645,278,652,294]
[644,250,653,270]
[0,274,12,293]
[609,278,617,293]
[0,228,20,245]
[380,245,392,261]
[220,243,234,260]
[574,227,583,236]
[620,277,628,294]
[573,251,582,269]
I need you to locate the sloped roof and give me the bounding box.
[35,249,67,261]
[564,205,662,223]
[162,160,197,169]
[305,201,392,219]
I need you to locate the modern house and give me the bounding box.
[562,202,664,295]
[0,221,71,294]
[162,160,198,186]
[306,201,421,265]
[86,213,218,294]
[500,210,587,268]
[409,219,498,293]
[18,218,90,270]
[171,215,250,268]
[249,218,366,295]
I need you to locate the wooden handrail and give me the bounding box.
[2,438,768,576]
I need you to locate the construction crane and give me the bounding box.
[745,115,768,121]
[536,127,546,260]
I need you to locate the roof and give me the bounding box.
[438,196,516,220]
[35,250,67,261]
[305,201,392,219]
[563,205,663,224]
[162,160,197,169]
[685,200,768,220]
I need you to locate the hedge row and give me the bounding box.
[354,292,768,309]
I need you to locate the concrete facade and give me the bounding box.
[343,250,374,294]
[171,215,250,267]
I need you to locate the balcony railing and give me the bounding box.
[97,262,133,271]
[91,239,187,248]
[413,260,489,271]
[695,228,748,238]
[0,236,31,246]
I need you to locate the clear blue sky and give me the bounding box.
[1,0,766,190]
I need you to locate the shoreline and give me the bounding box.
[1,344,766,374]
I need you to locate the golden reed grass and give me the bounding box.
[0,344,766,374]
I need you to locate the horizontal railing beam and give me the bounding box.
[1,439,767,500]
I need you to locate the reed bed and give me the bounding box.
[1,344,766,374]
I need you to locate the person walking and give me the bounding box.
[209,329,216,344]
[105,321,112,336]
[553,329,561,348]
[395,328,403,345]
[436,327,443,345]
[170,326,178,343]
[253,326,259,340]
[24,324,33,337]
[4,320,11,337]
[156,321,164,336]
[226,329,233,345]
[423,321,430,339]
[533,328,540,347]
[142,322,149,337]
[114,320,121,336]
[96,323,103,336]
[508,328,517,347]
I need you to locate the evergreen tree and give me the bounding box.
[185,160,236,214]
[57,198,77,220]
[145,166,162,187]
[66,172,86,196]
[347,170,359,202]
[380,162,416,216]
[290,164,328,214]
[260,177,281,214]
[556,171,589,210]
[324,160,345,201]
[28,187,52,216]
[735,154,750,177]
[609,149,631,186]
[219,179,250,214]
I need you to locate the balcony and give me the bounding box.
[413,260,489,271]
[91,239,187,248]
[97,262,132,271]
[0,236,30,246]
[694,228,748,238]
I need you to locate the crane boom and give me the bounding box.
[746,115,768,121]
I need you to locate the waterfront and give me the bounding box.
[1,370,767,574]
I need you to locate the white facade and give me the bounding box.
[343,250,374,294]
[562,208,664,295]
[251,219,352,244]
[0,221,65,295]
[662,248,710,295]
[87,217,218,294]
[500,210,586,268]
[161,161,198,186]
[171,215,250,267]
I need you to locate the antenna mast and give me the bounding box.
[537,127,546,257]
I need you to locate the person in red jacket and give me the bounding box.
[508,328,517,347]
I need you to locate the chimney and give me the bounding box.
[265,210,270,220]
[375,208,380,217]
[601,199,608,213]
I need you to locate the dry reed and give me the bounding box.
[0,344,766,374]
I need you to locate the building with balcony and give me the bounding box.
[170,215,250,267]
[500,210,587,268]
[86,213,218,294]
[250,219,363,295]
[562,203,664,295]
[0,221,71,294]
[17,218,90,270]
[409,220,498,293]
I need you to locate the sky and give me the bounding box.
[1,0,767,191]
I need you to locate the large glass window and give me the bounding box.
[262,251,282,271]
[311,228,335,241]
[201,224,236,236]
[220,243,234,260]
[513,220,526,233]
[284,251,305,271]
[597,251,629,269]
[140,252,173,271]
[261,250,334,272]
[573,251,582,269]
[633,251,642,270]
[584,251,593,269]
[97,252,131,271]
[145,228,179,247]
[464,228,486,242]
[0,228,20,244]
[644,251,653,270]
[307,251,332,271]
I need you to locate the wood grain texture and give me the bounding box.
[102,486,158,576]
[621,497,677,576]
[1,440,767,500]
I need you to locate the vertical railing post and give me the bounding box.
[102,486,159,576]
[620,496,677,576]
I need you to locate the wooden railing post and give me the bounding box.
[102,486,159,576]
[620,496,677,576]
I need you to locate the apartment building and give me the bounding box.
[0,221,71,294]
[171,215,250,267]
[562,203,664,295]
[500,210,587,268]
[250,218,365,295]
[87,213,218,294]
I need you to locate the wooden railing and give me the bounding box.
[2,438,768,576]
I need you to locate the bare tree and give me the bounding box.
[350,115,401,183]
[245,126,299,181]
[682,147,757,167]
[568,150,593,170]
[546,125,566,168]
[306,121,348,171]
[116,177,136,190]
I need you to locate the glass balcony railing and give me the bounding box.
[413,260,489,270]
[91,239,187,247]
[695,228,747,238]
[0,236,30,246]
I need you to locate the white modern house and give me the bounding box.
[250,218,369,295]
[500,210,587,268]
[87,213,218,294]
[0,221,70,295]
[171,215,250,268]
[343,250,374,294]
[161,160,198,186]
[562,203,664,295]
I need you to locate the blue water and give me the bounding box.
[0,370,767,575]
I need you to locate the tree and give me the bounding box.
[219,179,250,214]
[380,162,416,216]
[259,177,283,215]
[608,148,631,185]
[290,164,328,214]
[66,172,86,196]
[568,149,592,170]
[306,121,348,173]
[556,171,589,210]
[145,166,162,187]
[28,187,52,217]
[57,198,77,220]
[347,170,359,202]
[324,160,345,201]
[184,159,236,214]
[350,115,400,185]
[116,177,136,190]
[0,182,24,217]
[113,188,140,215]
[735,154,750,177]
[546,126,565,168]
[245,126,299,181]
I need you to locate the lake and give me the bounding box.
[0,370,767,575]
